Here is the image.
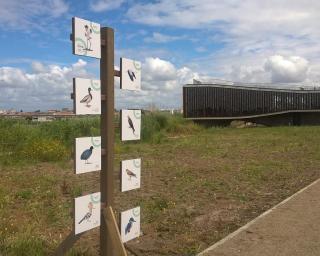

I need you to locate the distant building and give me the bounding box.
[47,109,58,113]
[183,81,320,126]
[32,116,53,122]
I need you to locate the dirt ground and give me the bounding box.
[1,127,320,255]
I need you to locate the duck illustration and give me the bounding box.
[127,116,135,134]
[78,202,94,224]
[126,169,137,180]
[81,146,93,164]
[127,69,136,82]
[80,88,92,107]
[125,217,136,234]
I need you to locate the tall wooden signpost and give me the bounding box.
[55,17,142,255]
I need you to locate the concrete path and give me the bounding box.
[198,178,320,256]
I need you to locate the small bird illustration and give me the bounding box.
[126,169,137,180]
[127,69,136,82]
[80,88,92,107]
[127,116,135,134]
[78,202,94,224]
[81,146,93,164]
[125,217,136,234]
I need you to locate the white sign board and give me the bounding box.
[72,17,101,59]
[75,137,101,174]
[121,159,141,192]
[121,206,140,243]
[73,78,101,115]
[121,110,141,141]
[75,192,101,235]
[120,58,141,91]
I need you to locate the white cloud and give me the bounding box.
[49,0,69,17]
[31,61,47,73]
[0,0,69,30]
[143,57,177,82]
[0,57,200,110]
[0,59,89,110]
[195,47,207,53]
[144,32,186,43]
[72,59,87,69]
[264,55,309,83]
[127,0,320,36]
[127,0,320,85]
[90,0,124,12]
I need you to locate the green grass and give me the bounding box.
[0,113,197,166]
[1,115,320,255]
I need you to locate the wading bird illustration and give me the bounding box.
[84,25,92,51]
[126,169,137,180]
[78,202,94,224]
[127,116,135,134]
[80,87,92,107]
[125,217,136,234]
[81,146,93,164]
[127,69,136,82]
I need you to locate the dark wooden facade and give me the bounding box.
[183,84,320,125]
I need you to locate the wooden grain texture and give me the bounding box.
[100,27,115,256]
[103,206,128,256]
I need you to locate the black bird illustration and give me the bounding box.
[81,146,93,164]
[125,217,136,234]
[80,88,92,107]
[126,169,137,180]
[127,116,135,134]
[78,202,94,224]
[127,69,136,82]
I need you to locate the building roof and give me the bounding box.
[185,79,320,93]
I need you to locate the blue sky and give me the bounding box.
[1,0,320,111]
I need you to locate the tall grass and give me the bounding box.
[0,113,201,166]
[142,112,202,142]
[0,117,100,165]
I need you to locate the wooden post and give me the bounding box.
[100,27,115,256]
[103,207,127,256]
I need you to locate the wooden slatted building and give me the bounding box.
[183,82,320,126]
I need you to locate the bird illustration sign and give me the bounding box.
[73,78,101,115]
[74,192,101,235]
[121,206,140,243]
[120,58,141,91]
[121,109,141,141]
[75,137,101,174]
[72,17,101,59]
[121,158,141,192]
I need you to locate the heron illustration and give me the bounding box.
[80,87,92,107]
[84,24,93,51]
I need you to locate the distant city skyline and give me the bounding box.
[0,0,320,111]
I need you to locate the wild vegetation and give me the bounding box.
[0,114,320,255]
